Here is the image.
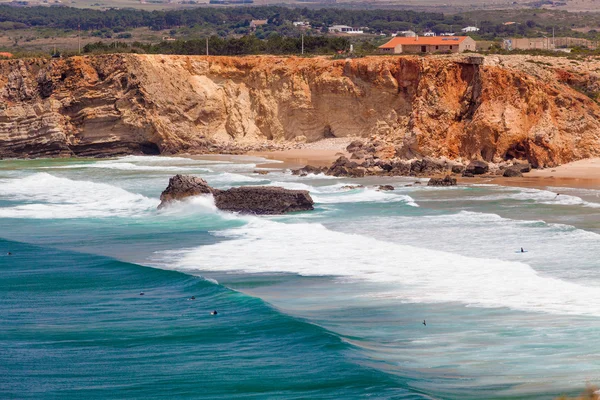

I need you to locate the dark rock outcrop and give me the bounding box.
[158,174,313,214]
[214,186,314,215]
[428,175,457,186]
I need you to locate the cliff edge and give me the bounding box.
[1,54,599,167]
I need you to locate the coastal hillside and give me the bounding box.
[1,54,599,167]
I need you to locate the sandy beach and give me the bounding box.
[251,137,355,169]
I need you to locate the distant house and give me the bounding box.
[440,32,456,36]
[503,21,517,25]
[461,26,480,32]
[378,36,477,54]
[0,52,13,58]
[250,20,268,29]
[393,30,416,37]
[328,25,363,34]
[423,31,436,37]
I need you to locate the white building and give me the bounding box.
[423,31,436,37]
[393,30,416,37]
[328,25,363,34]
[461,26,480,32]
[440,32,456,36]
[293,21,310,28]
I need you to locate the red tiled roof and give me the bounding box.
[0,52,13,58]
[379,36,469,48]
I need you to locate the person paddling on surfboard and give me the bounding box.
[521,247,524,253]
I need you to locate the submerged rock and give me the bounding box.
[158,174,313,214]
[427,175,457,186]
[377,185,395,191]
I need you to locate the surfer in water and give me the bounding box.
[189,296,196,300]
[423,320,426,326]
[521,247,524,253]
[6,252,11,256]
[211,310,218,315]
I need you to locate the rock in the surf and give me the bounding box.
[213,186,314,215]
[427,175,457,186]
[158,174,314,214]
[159,175,213,208]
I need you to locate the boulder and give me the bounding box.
[159,175,213,208]
[254,170,269,175]
[503,167,523,177]
[451,164,465,174]
[512,162,531,173]
[427,175,457,186]
[462,171,475,177]
[327,156,366,178]
[377,185,395,191]
[158,175,314,214]
[465,160,489,175]
[346,140,364,153]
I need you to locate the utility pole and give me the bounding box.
[206,37,209,56]
[552,26,555,48]
[301,34,304,55]
[78,23,81,54]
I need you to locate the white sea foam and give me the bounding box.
[312,188,419,207]
[50,162,213,172]
[204,172,267,186]
[468,187,600,208]
[157,219,600,317]
[0,172,158,218]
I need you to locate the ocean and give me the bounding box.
[1,155,599,399]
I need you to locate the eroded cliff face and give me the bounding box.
[1,54,599,167]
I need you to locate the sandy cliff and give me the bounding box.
[1,54,599,167]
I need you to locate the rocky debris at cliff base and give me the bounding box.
[377,185,395,191]
[428,175,458,186]
[292,154,534,180]
[158,174,313,214]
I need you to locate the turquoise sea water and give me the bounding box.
[1,155,600,399]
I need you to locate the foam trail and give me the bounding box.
[312,188,419,206]
[0,173,158,218]
[158,220,600,317]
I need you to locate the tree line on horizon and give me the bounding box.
[81,35,357,56]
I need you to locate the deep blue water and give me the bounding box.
[1,155,600,399]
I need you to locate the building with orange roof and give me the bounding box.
[0,52,13,58]
[378,36,476,54]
